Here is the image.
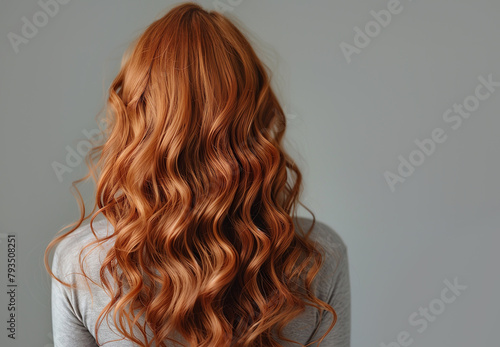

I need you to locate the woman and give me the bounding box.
[44,2,350,346]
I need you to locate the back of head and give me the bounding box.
[45,2,337,346]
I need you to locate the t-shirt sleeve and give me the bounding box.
[51,239,99,347]
[307,239,351,347]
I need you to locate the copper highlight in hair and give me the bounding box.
[45,2,338,346]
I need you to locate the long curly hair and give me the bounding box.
[44,2,338,346]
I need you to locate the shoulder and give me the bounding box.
[51,218,114,284]
[294,216,348,263]
[293,217,350,301]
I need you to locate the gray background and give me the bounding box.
[1,0,499,346]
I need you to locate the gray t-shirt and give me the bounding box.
[51,217,350,346]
